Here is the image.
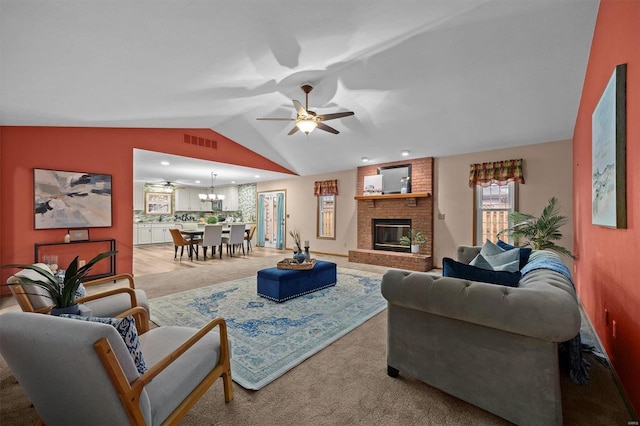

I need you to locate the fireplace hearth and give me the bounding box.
[373,219,411,252]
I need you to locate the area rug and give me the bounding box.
[149,268,386,390]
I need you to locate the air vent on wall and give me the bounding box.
[183,134,218,150]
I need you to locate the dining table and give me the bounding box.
[180,230,203,259]
[182,225,251,259]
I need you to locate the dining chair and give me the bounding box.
[198,224,223,260]
[169,228,198,261]
[222,224,246,257]
[0,307,233,425]
[244,225,257,253]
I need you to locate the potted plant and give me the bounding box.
[3,251,117,315]
[497,196,573,257]
[400,230,427,254]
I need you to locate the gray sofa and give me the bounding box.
[381,246,581,426]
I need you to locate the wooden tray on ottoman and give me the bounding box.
[277,259,316,270]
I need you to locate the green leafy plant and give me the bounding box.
[400,230,427,246]
[206,215,219,224]
[497,196,573,257]
[2,251,117,308]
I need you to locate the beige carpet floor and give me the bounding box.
[0,249,633,425]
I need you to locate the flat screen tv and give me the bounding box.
[377,164,411,194]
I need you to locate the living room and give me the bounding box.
[1,0,638,424]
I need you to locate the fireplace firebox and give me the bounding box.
[373,219,411,253]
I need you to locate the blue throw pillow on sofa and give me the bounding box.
[443,257,521,287]
[496,240,532,269]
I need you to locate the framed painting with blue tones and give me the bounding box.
[592,63,626,229]
[34,168,112,229]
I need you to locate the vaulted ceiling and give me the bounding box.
[1,0,598,182]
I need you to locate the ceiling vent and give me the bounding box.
[183,134,217,150]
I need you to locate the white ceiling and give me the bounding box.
[1,0,598,182]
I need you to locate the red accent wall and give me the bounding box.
[573,0,640,414]
[0,126,295,288]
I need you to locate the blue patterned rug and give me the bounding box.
[149,268,386,390]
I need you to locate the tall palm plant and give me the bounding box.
[498,197,573,257]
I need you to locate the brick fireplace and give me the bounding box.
[349,157,434,272]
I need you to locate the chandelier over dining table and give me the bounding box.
[199,172,225,201]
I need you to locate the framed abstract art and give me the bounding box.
[34,169,112,229]
[592,63,627,229]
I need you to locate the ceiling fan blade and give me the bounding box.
[293,100,307,116]
[316,111,355,121]
[256,117,295,121]
[287,125,300,135]
[316,122,340,134]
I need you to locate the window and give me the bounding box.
[474,182,517,244]
[317,195,336,239]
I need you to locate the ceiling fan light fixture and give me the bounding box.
[296,119,317,134]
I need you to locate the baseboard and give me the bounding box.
[580,301,638,421]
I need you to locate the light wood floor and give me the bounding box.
[133,242,284,276]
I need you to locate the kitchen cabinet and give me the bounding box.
[175,188,206,212]
[133,183,145,210]
[152,223,175,243]
[221,186,239,211]
[137,223,152,244]
[135,223,176,245]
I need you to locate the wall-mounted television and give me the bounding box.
[377,164,411,194]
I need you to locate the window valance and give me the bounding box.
[314,180,338,196]
[469,159,525,188]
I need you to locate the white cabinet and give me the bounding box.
[174,188,191,211]
[134,223,176,245]
[221,186,239,211]
[133,224,139,245]
[154,223,175,243]
[137,223,152,244]
[133,183,145,210]
[175,188,206,212]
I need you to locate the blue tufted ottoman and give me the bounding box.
[257,260,337,302]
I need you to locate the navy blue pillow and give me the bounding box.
[496,240,532,269]
[442,257,521,287]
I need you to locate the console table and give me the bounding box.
[34,239,116,280]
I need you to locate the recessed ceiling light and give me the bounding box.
[254,175,260,178]
[231,181,236,184]
[195,180,200,184]
[401,150,410,156]
[361,157,370,163]
[160,161,170,166]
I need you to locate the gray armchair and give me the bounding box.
[0,308,233,425]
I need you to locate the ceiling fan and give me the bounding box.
[256,85,354,135]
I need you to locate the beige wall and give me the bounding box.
[434,139,573,268]
[256,139,573,265]
[257,169,357,256]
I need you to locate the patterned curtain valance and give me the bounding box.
[314,179,339,196]
[469,159,525,188]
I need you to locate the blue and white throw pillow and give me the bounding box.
[496,240,533,269]
[61,314,147,374]
[470,240,520,272]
